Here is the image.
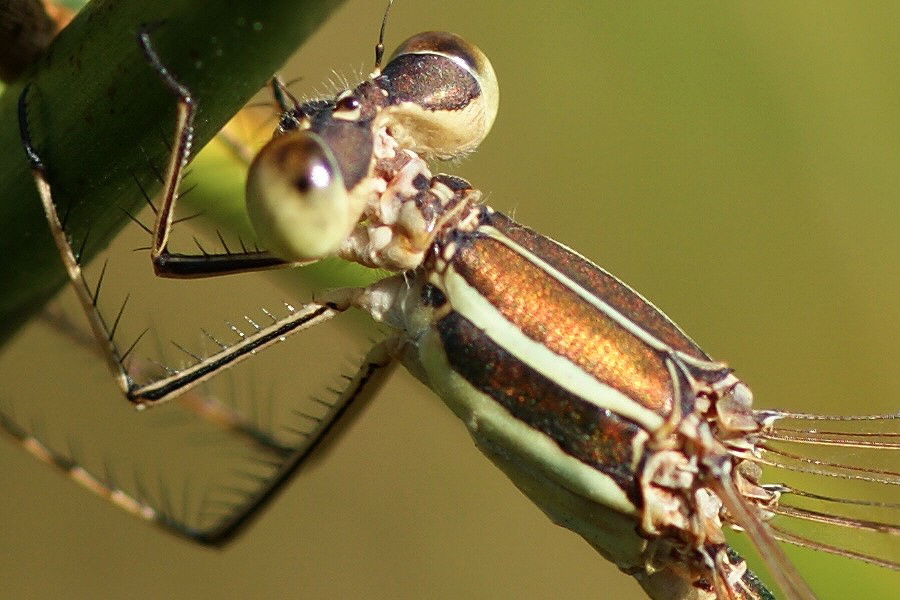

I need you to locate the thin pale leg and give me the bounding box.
[0,339,398,544]
[17,94,345,409]
[135,27,300,278]
[14,29,333,409]
[38,304,295,455]
[10,23,402,541]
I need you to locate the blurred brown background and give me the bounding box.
[1,2,898,599]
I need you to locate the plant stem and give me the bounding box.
[0,0,346,344]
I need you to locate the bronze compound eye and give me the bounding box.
[380,31,499,160]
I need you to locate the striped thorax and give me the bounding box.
[245,31,497,269]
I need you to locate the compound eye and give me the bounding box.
[381,31,499,159]
[246,131,358,261]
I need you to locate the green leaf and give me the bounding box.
[0,0,346,344]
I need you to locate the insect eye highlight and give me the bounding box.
[292,158,333,192]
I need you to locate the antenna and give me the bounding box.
[373,0,395,73]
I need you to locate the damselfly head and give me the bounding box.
[244,31,498,266]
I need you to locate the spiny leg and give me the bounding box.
[18,86,134,397]
[39,304,295,456]
[11,107,388,536]
[18,74,396,538]
[195,339,398,544]
[18,84,344,410]
[16,21,348,410]
[136,26,301,279]
[0,339,398,544]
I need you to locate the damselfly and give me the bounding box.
[2,3,898,599]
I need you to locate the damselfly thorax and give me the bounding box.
[6,6,898,600]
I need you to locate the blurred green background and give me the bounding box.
[1,2,898,599]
